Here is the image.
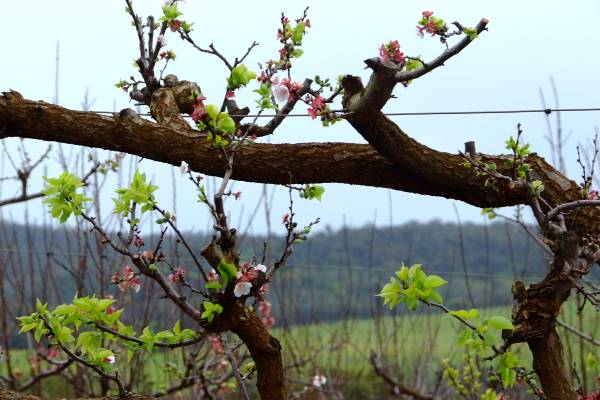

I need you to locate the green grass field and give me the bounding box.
[3,299,600,399]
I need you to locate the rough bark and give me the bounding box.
[529,330,576,400]
[2,71,598,398]
[1,90,596,225]
[201,238,286,400]
[339,56,592,397]
[207,299,286,400]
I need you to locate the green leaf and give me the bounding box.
[201,301,223,322]
[299,185,325,201]
[228,64,257,89]
[217,259,237,288]
[42,172,91,223]
[206,104,219,121]
[532,180,545,196]
[424,274,448,289]
[217,113,236,134]
[205,281,222,290]
[450,308,479,320]
[292,21,305,44]
[485,316,514,330]
[396,264,410,281]
[377,279,402,309]
[464,27,478,40]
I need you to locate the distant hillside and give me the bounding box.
[0,219,565,345]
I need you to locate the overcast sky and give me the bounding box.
[1,0,599,234]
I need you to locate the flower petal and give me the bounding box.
[255,264,267,273]
[272,85,290,104]
[234,281,252,297]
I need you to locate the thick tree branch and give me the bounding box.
[0,91,587,215]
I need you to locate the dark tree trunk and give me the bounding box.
[529,330,577,400]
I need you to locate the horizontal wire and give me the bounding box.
[91,107,600,119]
[0,247,543,279]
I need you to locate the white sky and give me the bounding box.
[1,0,599,234]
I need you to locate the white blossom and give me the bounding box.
[272,84,289,104]
[234,281,252,297]
[254,264,267,273]
[311,374,327,388]
[180,160,189,175]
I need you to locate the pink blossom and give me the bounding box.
[208,334,224,353]
[422,10,434,18]
[168,266,186,283]
[47,347,60,360]
[113,265,141,293]
[259,283,270,295]
[312,96,325,109]
[134,235,144,248]
[102,355,116,364]
[282,213,289,224]
[379,40,404,64]
[307,96,325,119]
[256,71,268,82]
[588,190,599,200]
[170,19,181,32]
[258,301,275,328]
[233,191,242,200]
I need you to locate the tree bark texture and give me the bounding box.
[1,90,597,230]
[3,87,598,399]
[208,299,286,400]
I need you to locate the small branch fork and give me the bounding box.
[370,352,436,400]
[39,315,128,397]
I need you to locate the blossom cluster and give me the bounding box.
[159,50,176,60]
[168,266,186,283]
[234,263,267,297]
[379,40,405,64]
[588,189,599,200]
[276,14,311,70]
[258,300,275,328]
[307,95,325,119]
[111,265,141,293]
[268,75,304,104]
[417,11,448,37]
[191,94,207,123]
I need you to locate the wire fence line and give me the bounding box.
[90,107,600,119]
[0,247,544,280]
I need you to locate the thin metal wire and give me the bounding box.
[0,247,544,280]
[91,107,600,119]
